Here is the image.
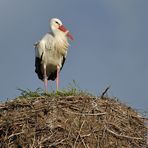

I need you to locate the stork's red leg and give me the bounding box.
[44,78,48,93]
[56,65,60,91]
[43,65,48,93]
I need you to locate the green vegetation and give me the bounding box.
[17,80,92,98]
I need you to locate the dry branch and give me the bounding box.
[106,128,143,140]
[8,131,24,139]
[101,86,110,99]
[63,108,107,116]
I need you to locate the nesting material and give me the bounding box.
[0,94,147,147]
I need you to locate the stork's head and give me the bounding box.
[50,18,74,40]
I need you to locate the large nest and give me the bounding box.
[0,92,147,148]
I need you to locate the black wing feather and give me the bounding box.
[35,52,44,80]
[60,56,66,71]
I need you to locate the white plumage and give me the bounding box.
[34,18,73,92]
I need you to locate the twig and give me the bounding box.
[101,86,110,99]
[131,115,148,121]
[80,136,89,148]
[63,109,106,116]
[81,133,91,138]
[49,138,66,147]
[106,128,143,140]
[0,105,8,110]
[74,120,85,148]
[8,131,24,139]
[36,133,53,148]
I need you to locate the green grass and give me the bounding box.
[16,80,91,98]
[17,88,42,98]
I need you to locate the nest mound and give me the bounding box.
[0,93,147,148]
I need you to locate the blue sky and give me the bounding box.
[0,0,147,113]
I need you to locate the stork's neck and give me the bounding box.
[53,29,64,37]
[52,29,68,42]
[52,29,69,51]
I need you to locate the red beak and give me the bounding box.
[58,25,74,40]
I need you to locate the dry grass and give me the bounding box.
[0,89,147,148]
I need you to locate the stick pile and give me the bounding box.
[0,94,147,147]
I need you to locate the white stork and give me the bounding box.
[34,18,73,92]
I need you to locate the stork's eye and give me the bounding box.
[55,21,60,25]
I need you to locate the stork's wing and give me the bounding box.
[34,33,53,58]
[34,33,53,80]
